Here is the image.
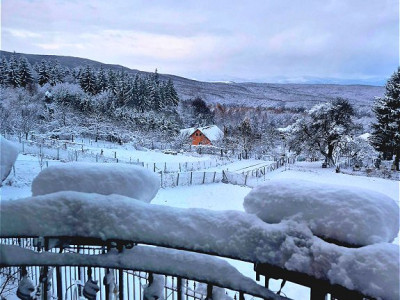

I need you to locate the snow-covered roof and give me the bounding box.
[244,179,399,246]
[1,191,398,300]
[1,136,19,183]
[0,245,287,300]
[180,125,223,141]
[31,163,160,203]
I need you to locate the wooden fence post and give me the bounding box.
[213,172,216,183]
[244,174,248,186]
[190,172,193,185]
[176,173,180,186]
[202,172,206,184]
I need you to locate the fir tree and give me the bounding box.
[18,56,34,88]
[0,57,9,86]
[7,54,20,88]
[38,60,50,86]
[96,66,108,92]
[79,65,97,95]
[370,68,400,169]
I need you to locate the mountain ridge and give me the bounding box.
[0,50,385,108]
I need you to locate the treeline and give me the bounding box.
[0,54,179,113]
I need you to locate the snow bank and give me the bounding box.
[0,136,19,183]
[243,179,399,246]
[31,163,160,202]
[1,191,398,299]
[0,245,287,300]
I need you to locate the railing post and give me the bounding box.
[119,269,124,300]
[56,248,63,300]
[206,284,213,300]
[310,286,327,300]
[177,277,182,300]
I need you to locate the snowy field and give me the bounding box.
[2,148,398,300]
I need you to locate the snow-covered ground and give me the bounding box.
[1,147,399,300]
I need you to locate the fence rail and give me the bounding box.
[0,238,270,300]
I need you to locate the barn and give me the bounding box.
[180,125,224,146]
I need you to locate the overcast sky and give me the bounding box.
[1,0,398,84]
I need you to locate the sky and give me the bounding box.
[1,0,399,84]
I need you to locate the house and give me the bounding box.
[180,125,224,146]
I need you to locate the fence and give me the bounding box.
[222,157,294,188]
[0,238,263,300]
[161,171,223,188]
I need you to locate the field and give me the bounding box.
[1,138,398,300]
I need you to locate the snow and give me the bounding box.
[1,135,19,183]
[243,178,399,246]
[143,274,165,300]
[31,163,160,202]
[0,245,288,300]
[1,191,399,300]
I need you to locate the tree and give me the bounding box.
[191,97,214,126]
[370,68,400,169]
[7,54,20,88]
[79,65,97,95]
[38,60,50,86]
[0,57,9,86]
[287,98,358,166]
[17,56,34,88]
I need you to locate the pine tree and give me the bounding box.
[79,65,97,95]
[38,60,50,86]
[0,57,9,86]
[48,60,63,86]
[164,79,179,107]
[18,56,34,88]
[370,68,400,169]
[8,54,20,88]
[96,66,108,92]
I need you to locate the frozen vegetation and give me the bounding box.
[0,136,18,184]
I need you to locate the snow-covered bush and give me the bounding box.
[1,135,19,184]
[243,179,399,246]
[31,162,160,202]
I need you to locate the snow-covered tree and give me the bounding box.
[287,98,358,166]
[370,68,400,169]
[0,57,9,86]
[17,57,34,88]
[96,66,108,93]
[7,54,20,88]
[38,60,50,86]
[79,65,97,95]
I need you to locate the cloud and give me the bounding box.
[1,0,398,83]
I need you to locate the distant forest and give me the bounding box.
[0,53,373,156]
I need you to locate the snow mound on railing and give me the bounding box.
[1,191,398,300]
[31,162,160,202]
[0,136,19,183]
[243,179,399,246]
[0,245,288,300]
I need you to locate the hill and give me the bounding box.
[0,50,384,108]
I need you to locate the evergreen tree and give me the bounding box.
[8,54,20,88]
[18,56,34,88]
[38,60,50,86]
[164,79,179,107]
[79,65,97,95]
[370,68,400,169]
[48,60,63,86]
[0,57,9,86]
[96,66,108,92]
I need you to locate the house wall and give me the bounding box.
[191,129,212,145]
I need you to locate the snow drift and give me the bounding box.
[243,179,399,246]
[31,162,160,202]
[0,135,18,184]
[1,191,398,300]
